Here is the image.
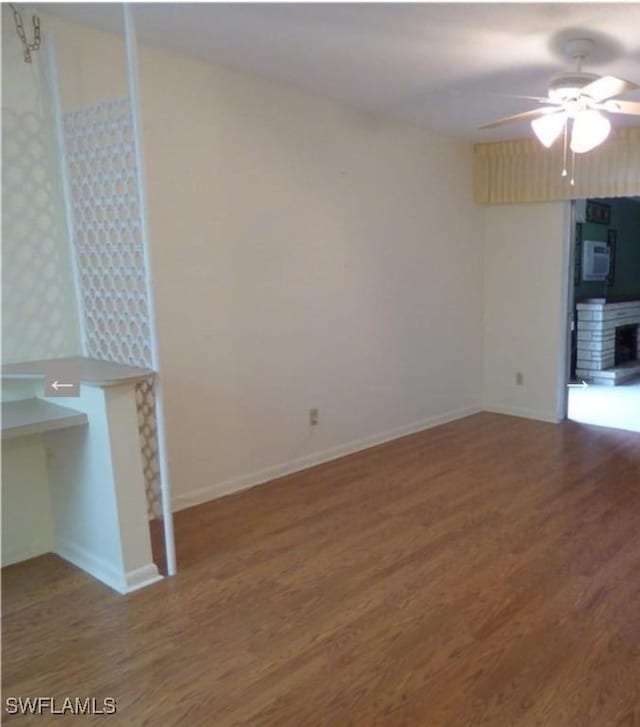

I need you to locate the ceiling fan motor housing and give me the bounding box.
[548,72,600,102]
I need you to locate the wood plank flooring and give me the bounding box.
[3,412,640,726]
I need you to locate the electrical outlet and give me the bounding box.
[309,408,319,426]
[516,372,524,386]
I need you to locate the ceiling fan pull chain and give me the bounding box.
[561,120,568,177]
[570,150,576,186]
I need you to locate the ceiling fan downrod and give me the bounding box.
[565,38,594,72]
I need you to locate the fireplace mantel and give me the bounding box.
[576,299,640,385]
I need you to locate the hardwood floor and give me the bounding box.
[3,412,640,726]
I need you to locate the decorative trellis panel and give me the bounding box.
[1,107,80,363]
[63,98,161,517]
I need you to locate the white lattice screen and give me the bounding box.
[2,106,80,363]
[63,97,161,517]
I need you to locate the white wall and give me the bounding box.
[136,45,483,507]
[482,202,570,422]
[49,13,128,110]
[1,435,54,566]
[44,16,483,510]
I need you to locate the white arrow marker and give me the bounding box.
[51,380,74,391]
[567,380,588,389]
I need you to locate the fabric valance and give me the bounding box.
[474,127,640,204]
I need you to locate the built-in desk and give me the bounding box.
[2,356,153,387]
[2,399,88,440]
[1,357,162,594]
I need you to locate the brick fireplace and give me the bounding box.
[576,300,640,385]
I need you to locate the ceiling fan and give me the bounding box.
[480,38,640,159]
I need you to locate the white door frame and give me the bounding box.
[559,200,578,421]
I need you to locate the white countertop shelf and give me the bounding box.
[2,398,88,440]
[1,357,154,388]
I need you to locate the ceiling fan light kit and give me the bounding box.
[531,112,566,147]
[570,110,611,153]
[481,37,640,183]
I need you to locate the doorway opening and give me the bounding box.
[566,197,640,432]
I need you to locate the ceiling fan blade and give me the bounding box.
[580,75,639,102]
[600,99,640,116]
[521,96,563,105]
[479,107,558,130]
[490,93,562,104]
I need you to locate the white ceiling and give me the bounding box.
[42,2,640,142]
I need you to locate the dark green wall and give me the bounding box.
[575,197,640,301]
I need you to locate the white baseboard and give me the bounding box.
[483,405,561,424]
[56,540,125,593]
[172,405,481,512]
[55,540,161,595]
[125,564,163,593]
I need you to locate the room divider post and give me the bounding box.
[124,3,177,576]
